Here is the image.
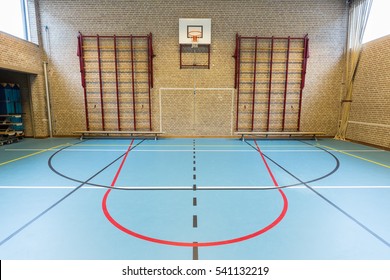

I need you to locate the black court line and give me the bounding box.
[245,139,390,248]
[47,140,339,191]
[0,138,146,247]
[192,139,199,260]
[193,215,198,228]
[192,242,199,260]
[47,139,146,189]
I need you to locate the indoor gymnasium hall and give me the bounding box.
[0,0,389,279]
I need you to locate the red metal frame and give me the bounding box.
[97,34,105,130]
[179,45,183,69]
[234,33,239,89]
[77,32,89,130]
[251,37,258,131]
[207,46,211,69]
[239,36,305,40]
[130,35,137,131]
[113,35,121,130]
[147,33,153,130]
[77,33,154,132]
[179,44,211,69]
[282,37,291,131]
[297,35,309,131]
[82,35,150,39]
[266,37,274,131]
[235,34,241,131]
[234,34,309,132]
[148,33,154,88]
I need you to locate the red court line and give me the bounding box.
[102,139,288,247]
[110,139,134,186]
[253,139,289,219]
[254,140,279,187]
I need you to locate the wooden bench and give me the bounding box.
[74,130,164,140]
[234,131,325,141]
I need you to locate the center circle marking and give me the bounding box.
[102,187,288,247]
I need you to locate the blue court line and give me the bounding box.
[0,139,145,247]
[245,140,390,248]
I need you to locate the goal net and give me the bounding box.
[159,88,234,136]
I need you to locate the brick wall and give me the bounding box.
[0,32,41,74]
[35,0,347,136]
[346,35,390,148]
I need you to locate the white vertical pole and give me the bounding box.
[43,62,53,137]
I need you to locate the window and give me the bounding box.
[0,0,30,41]
[363,0,390,43]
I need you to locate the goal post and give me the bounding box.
[159,88,235,136]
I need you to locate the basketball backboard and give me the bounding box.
[179,18,211,45]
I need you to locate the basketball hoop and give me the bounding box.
[188,30,202,48]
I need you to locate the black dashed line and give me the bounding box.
[193,243,199,260]
[192,139,199,259]
[193,215,198,228]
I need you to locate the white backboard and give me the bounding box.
[179,18,211,45]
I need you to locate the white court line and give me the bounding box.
[4,148,385,153]
[261,149,385,153]
[5,149,254,152]
[1,186,390,189]
[66,144,322,148]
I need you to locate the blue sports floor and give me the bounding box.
[0,137,389,260]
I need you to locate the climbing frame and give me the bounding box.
[234,34,309,132]
[77,33,154,132]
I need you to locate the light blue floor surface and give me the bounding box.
[0,137,389,259]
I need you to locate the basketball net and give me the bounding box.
[191,35,199,48]
[188,30,201,48]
